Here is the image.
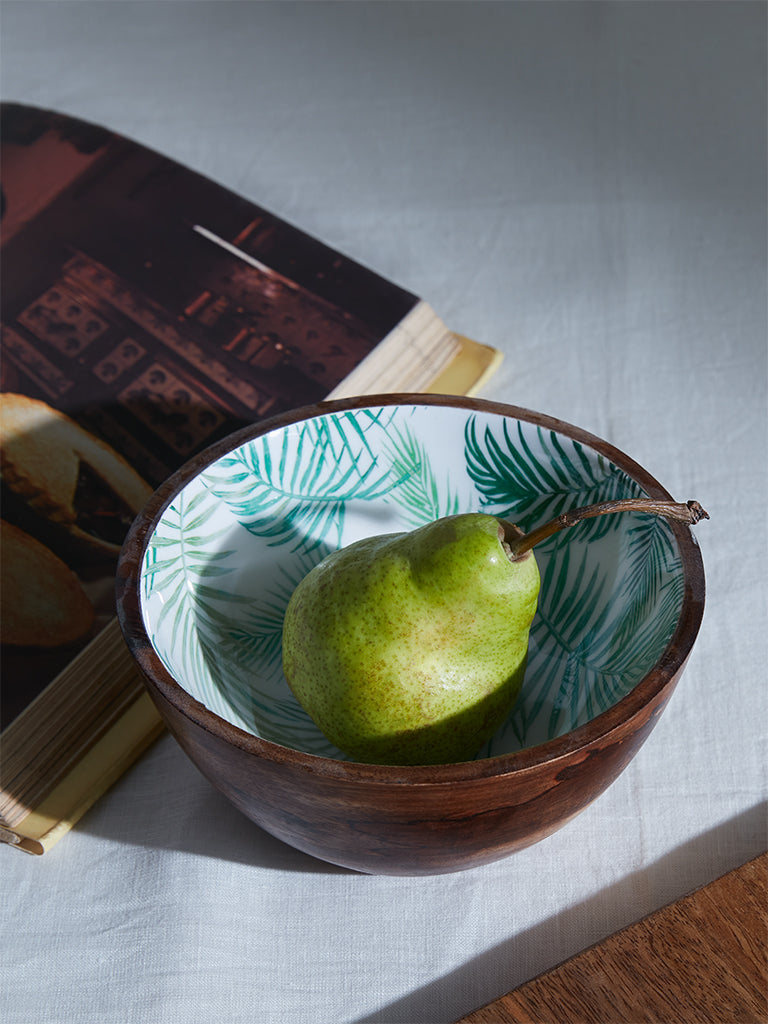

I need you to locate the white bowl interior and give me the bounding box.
[140,404,686,760]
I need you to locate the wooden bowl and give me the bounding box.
[116,395,705,875]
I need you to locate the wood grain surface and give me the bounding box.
[458,852,767,1024]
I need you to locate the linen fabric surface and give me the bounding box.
[1,4,765,1023]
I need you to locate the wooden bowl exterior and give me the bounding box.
[116,395,705,875]
[126,666,683,874]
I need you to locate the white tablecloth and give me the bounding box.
[2,4,765,1022]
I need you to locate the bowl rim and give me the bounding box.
[115,393,706,784]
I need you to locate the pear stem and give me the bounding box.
[509,498,709,558]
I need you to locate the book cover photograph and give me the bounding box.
[0,103,499,852]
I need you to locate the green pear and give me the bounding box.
[282,513,539,765]
[281,499,708,767]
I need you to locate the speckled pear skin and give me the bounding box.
[282,513,540,765]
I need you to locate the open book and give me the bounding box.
[0,103,501,853]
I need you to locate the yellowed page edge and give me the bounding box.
[425,335,503,397]
[1,692,165,855]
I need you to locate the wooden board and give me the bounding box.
[458,852,768,1024]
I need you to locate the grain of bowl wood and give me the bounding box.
[116,394,706,875]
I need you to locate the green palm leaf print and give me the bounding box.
[464,416,640,542]
[201,410,406,553]
[384,421,460,526]
[186,545,337,750]
[142,487,250,715]
[463,415,686,746]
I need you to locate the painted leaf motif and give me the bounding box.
[464,416,641,542]
[609,516,682,655]
[183,545,340,752]
[142,486,250,717]
[458,412,688,748]
[384,421,460,526]
[143,490,242,635]
[514,517,684,742]
[200,409,405,553]
[208,549,329,675]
